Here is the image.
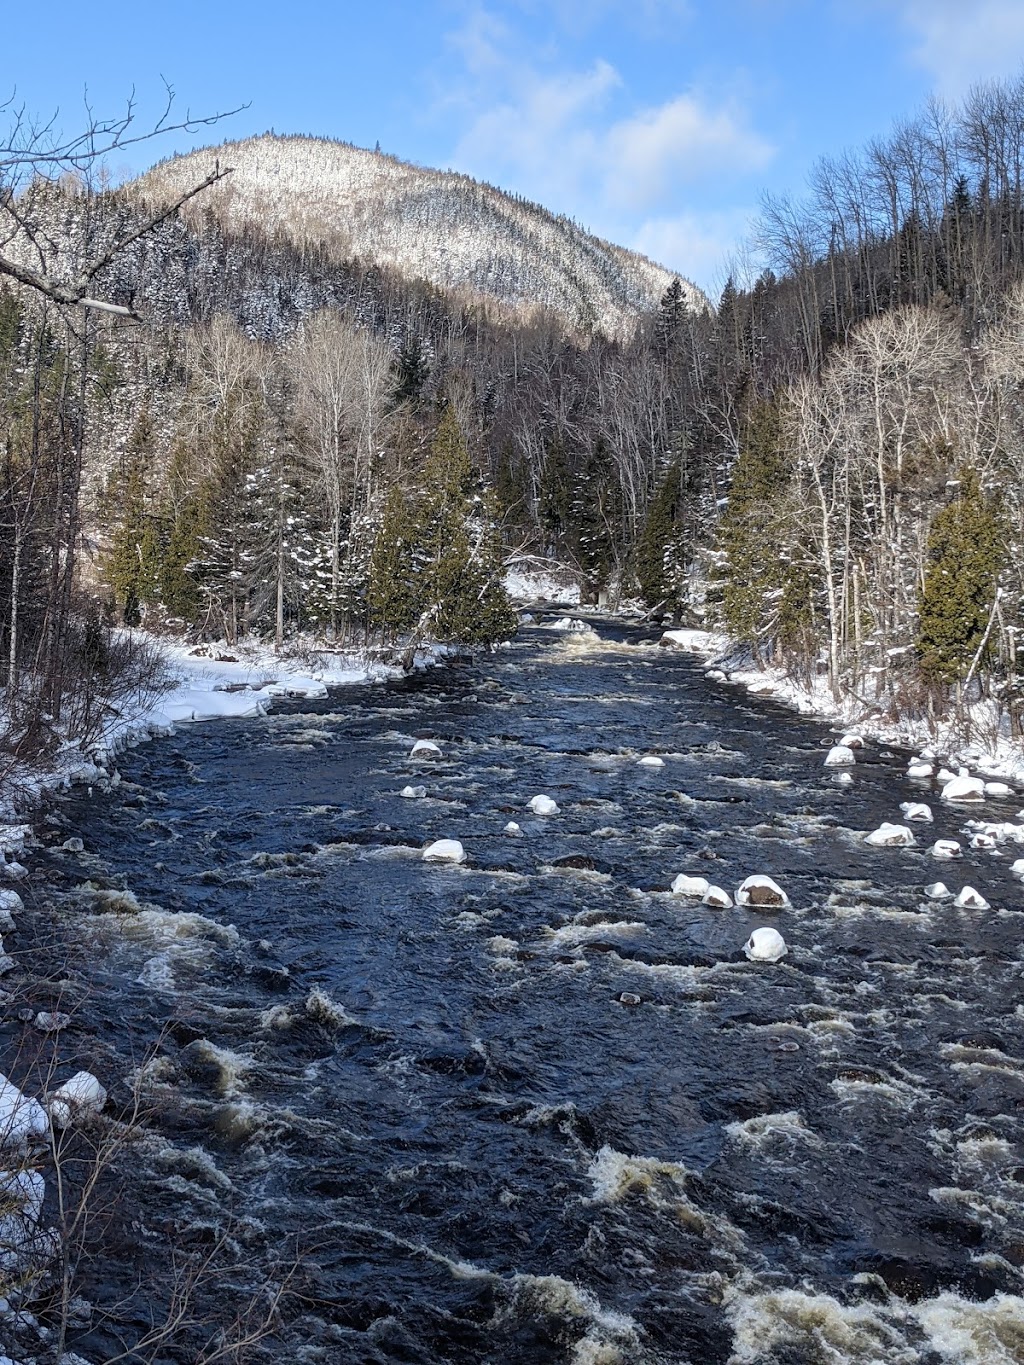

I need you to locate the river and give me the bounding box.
[26,620,1024,1363]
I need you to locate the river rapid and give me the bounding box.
[27,620,1024,1363]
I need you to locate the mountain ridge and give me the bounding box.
[132,132,709,337]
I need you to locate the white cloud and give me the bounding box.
[632,208,760,293]
[893,2,1024,93]
[605,95,774,208]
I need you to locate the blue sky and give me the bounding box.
[8,1,1024,294]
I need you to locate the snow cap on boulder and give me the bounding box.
[0,1073,48,1147]
[864,823,916,848]
[907,762,933,779]
[671,874,710,897]
[942,773,985,802]
[984,781,1015,798]
[702,885,733,908]
[900,802,933,823]
[931,839,963,859]
[410,739,442,759]
[744,927,788,962]
[422,840,466,864]
[400,785,426,799]
[527,795,559,816]
[637,756,664,768]
[48,1072,107,1128]
[735,875,790,908]
[953,885,989,910]
[924,882,952,899]
[825,745,856,767]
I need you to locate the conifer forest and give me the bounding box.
[5,77,1024,754]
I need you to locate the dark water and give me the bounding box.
[27,622,1024,1363]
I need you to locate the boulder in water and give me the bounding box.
[638,756,664,768]
[400,785,426,799]
[671,874,710,897]
[907,762,933,779]
[48,1071,107,1128]
[900,802,933,822]
[410,739,442,760]
[504,822,523,837]
[931,839,962,859]
[1011,857,1024,877]
[839,733,865,749]
[942,773,985,802]
[703,885,733,908]
[936,767,957,784]
[825,745,856,767]
[832,771,854,787]
[954,885,989,910]
[422,840,466,865]
[924,882,952,899]
[744,927,788,962]
[0,1072,48,1146]
[736,875,791,908]
[527,795,559,816]
[864,823,916,848]
[33,1012,71,1034]
[984,781,1015,798]
[969,832,997,850]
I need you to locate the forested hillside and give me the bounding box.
[4,76,1024,759]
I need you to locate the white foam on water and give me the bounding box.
[544,920,648,948]
[726,1284,924,1365]
[725,1110,821,1151]
[914,1292,1024,1365]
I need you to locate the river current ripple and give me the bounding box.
[30,622,1024,1363]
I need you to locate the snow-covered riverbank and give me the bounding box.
[658,627,1024,786]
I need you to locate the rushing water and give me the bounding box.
[24,621,1024,1363]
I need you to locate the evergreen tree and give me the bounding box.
[654,278,687,359]
[635,459,686,615]
[715,398,790,655]
[367,484,420,638]
[917,470,1004,686]
[105,407,160,624]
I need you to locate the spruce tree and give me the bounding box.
[917,471,1004,686]
[367,485,420,639]
[635,459,686,614]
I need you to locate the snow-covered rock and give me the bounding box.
[670,874,710,897]
[0,1167,45,1270]
[924,882,951,899]
[953,886,990,910]
[907,762,933,779]
[931,839,963,859]
[410,739,442,760]
[839,733,865,749]
[0,860,27,882]
[47,1072,107,1128]
[969,832,997,850]
[637,756,664,768]
[400,785,426,799]
[0,890,21,933]
[0,1075,48,1148]
[422,840,466,864]
[504,821,522,837]
[551,617,590,632]
[743,927,788,962]
[984,781,1015,799]
[61,837,84,853]
[825,745,856,767]
[900,802,933,822]
[1011,857,1024,877]
[527,795,559,816]
[936,768,957,785]
[864,823,916,848]
[33,1012,70,1034]
[832,771,854,787]
[703,886,733,908]
[735,875,791,908]
[942,774,985,802]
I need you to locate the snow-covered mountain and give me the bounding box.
[133,134,708,337]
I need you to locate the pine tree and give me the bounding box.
[635,459,686,615]
[917,470,1004,686]
[654,278,686,359]
[715,398,791,655]
[367,484,420,638]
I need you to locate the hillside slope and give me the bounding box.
[134,134,708,336]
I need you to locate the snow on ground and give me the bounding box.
[658,629,1024,785]
[0,633,446,822]
[504,559,581,605]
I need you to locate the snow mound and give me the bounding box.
[839,733,865,749]
[931,839,963,859]
[422,840,466,865]
[942,774,985,802]
[984,781,1015,798]
[527,795,559,816]
[671,874,710,897]
[900,802,933,822]
[825,745,856,767]
[744,927,788,962]
[0,1073,48,1147]
[907,762,934,779]
[504,822,523,837]
[735,875,790,908]
[954,886,989,910]
[864,823,916,847]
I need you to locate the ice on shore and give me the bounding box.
[744,927,788,962]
